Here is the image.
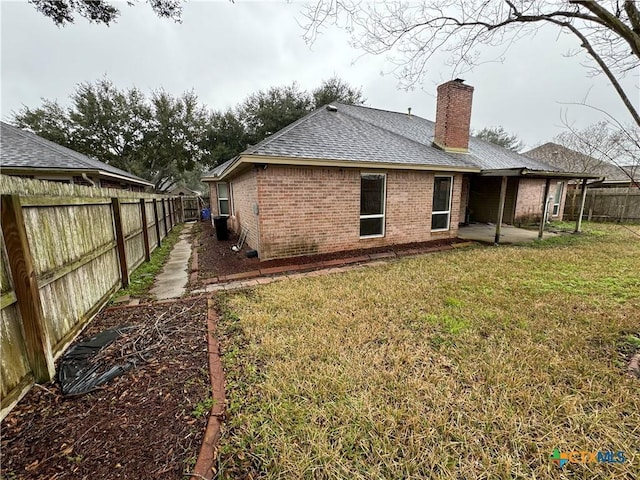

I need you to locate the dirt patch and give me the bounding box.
[195,220,464,283]
[2,297,209,479]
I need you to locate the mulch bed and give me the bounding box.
[195,220,465,283]
[1,297,209,479]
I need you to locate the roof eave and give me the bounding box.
[211,154,481,180]
[480,168,601,179]
[0,166,153,187]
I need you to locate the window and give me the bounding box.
[552,182,563,216]
[431,176,453,231]
[360,173,386,237]
[217,182,230,216]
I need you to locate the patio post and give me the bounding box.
[575,178,588,233]
[538,179,551,240]
[494,176,508,245]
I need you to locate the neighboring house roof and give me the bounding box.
[204,103,574,181]
[0,122,153,187]
[524,142,638,184]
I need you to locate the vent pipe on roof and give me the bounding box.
[408,107,412,117]
[326,105,338,112]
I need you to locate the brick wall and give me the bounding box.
[433,80,474,152]
[513,178,566,223]
[229,169,259,250]
[514,178,545,223]
[256,165,463,260]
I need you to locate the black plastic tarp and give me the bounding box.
[57,326,135,396]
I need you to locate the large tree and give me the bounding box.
[12,79,210,191]
[204,110,251,166]
[312,76,366,107]
[28,0,182,26]
[475,126,524,152]
[302,1,640,127]
[238,82,313,144]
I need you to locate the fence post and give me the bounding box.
[180,196,185,223]
[111,198,129,288]
[168,197,174,229]
[153,199,161,248]
[139,199,151,261]
[1,194,55,382]
[161,199,168,238]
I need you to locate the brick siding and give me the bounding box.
[514,178,566,223]
[256,165,462,260]
[209,170,260,251]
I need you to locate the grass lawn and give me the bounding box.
[215,223,640,479]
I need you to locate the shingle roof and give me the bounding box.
[0,122,152,186]
[524,142,638,183]
[248,103,560,171]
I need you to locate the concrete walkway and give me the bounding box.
[458,223,557,244]
[150,222,194,300]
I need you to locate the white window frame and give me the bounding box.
[431,175,454,232]
[217,182,230,217]
[359,172,387,239]
[552,181,563,216]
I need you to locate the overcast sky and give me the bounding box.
[2,0,637,149]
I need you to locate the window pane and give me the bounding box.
[219,199,229,215]
[553,182,563,203]
[433,177,452,212]
[360,217,383,236]
[431,212,449,230]
[360,175,385,215]
[217,183,228,198]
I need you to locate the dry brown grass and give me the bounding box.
[215,224,640,479]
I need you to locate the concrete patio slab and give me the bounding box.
[458,223,557,244]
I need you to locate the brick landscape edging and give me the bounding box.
[192,298,227,480]
[198,242,469,288]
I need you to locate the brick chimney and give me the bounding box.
[433,79,474,153]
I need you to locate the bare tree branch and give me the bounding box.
[301,1,640,126]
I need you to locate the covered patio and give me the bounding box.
[466,169,599,245]
[458,223,557,244]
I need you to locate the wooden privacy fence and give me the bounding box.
[564,187,640,223]
[0,175,186,418]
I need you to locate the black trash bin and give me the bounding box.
[213,216,229,241]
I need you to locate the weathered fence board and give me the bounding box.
[564,187,640,222]
[0,175,182,419]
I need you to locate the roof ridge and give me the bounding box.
[334,105,478,165]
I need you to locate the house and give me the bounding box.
[0,122,153,191]
[525,142,639,189]
[525,142,639,222]
[202,80,594,261]
[169,186,202,196]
